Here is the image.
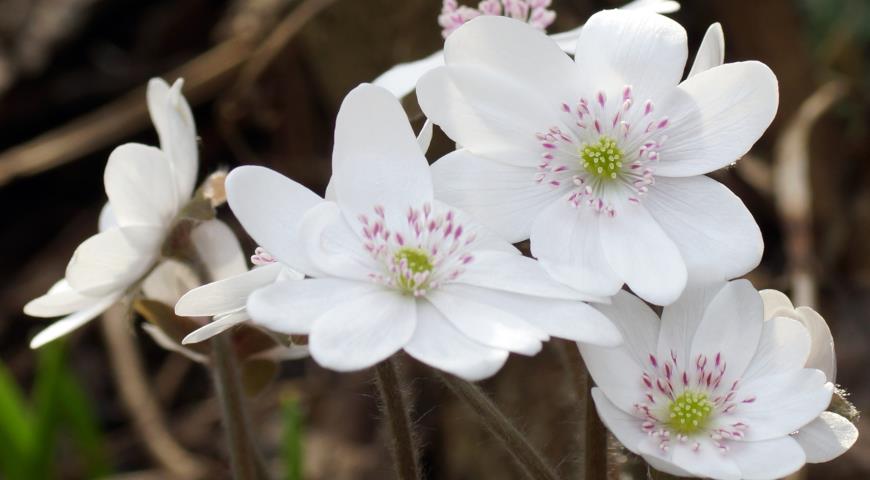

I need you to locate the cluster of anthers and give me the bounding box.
[634,350,756,454]
[251,247,276,265]
[358,203,476,296]
[534,85,670,216]
[439,0,556,38]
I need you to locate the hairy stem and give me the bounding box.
[211,334,270,480]
[374,357,421,480]
[438,373,559,480]
[558,341,608,480]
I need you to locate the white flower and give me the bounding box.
[223,84,621,380]
[24,78,198,348]
[373,0,680,99]
[416,11,777,305]
[142,220,309,362]
[580,280,834,479]
[760,289,858,463]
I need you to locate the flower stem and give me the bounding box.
[556,340,606,480]
[211,333,270,480]
[437,372,559,480]
[373,357,421,480]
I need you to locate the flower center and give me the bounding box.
[359,203,476,297]
[666,390,714,435]
[580,136,623,180]
[393,247,434,292]
[534,85,669,216]
[635,351,756,454]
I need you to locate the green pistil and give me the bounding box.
[580,136,623,180]
[666,391,714,435]
[394,247,433,292]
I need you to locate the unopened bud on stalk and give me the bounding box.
[203,169,229,207]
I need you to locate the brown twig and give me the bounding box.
[772,79,849,308]
[0,37,253,187]
[100,303,209,480]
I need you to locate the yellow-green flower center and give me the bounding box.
[580,136,624,180]
[393,247,434,292]
[666,391,715,435]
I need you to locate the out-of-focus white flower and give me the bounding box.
[760,289,858,463]
[417,11,777,306]
[24,78,198,348]
[143,220,309,362]
[373,0,680,99]
[581,280,834,479]
[222,84,621,380]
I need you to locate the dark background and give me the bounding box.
[0,0,867,478]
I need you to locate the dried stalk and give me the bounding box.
[773,79,849,480]
[100,303,208,480]
[772,79,848,307]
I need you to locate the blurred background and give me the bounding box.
[0,0,867,478]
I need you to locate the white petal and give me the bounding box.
[590,388,647,453]
[373,50,444,99]
[404,299,509,381]
[759,289,795,319]
[530,198,623,298]
[458,250,603,301]
[147,78,198,201]
[417,119,434,154]
[797,306,837,380]
[191,219,248,281]
[247,278,383,335]
[25,280,102,317]
[657,61,779,177]
[687,23,725,78]
[65,226,163,296]
[742,317,811,381]
[99,203,117,232]
[141,324,208,364]
[182,311,249,344]
[600,202,686,306]
[433,200,520,255]
[432,150,561,243]
[322,119,433,202]
[731,369,832,441]
[332,84,432,226]
[689,279,763,384]
[729,436,806,480]
[30,292,121,348]
[142,260,199,307]
[296,202,378,281]
[309,290,416,371]
[226,165,324,272]
[620,0,681,14]
[642,454,693,478]
[104,143,177,227]
[447,285,622,347]
[668,438,741,480]
[175,263,282,317]
[442,15,583,106]
[574,10,687,100]
[418,65,569,167]
[427,286,547,356]
[580,291,659,412]
[794,412,858,463]
[644,176,763,283]
[656,282,727,374]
